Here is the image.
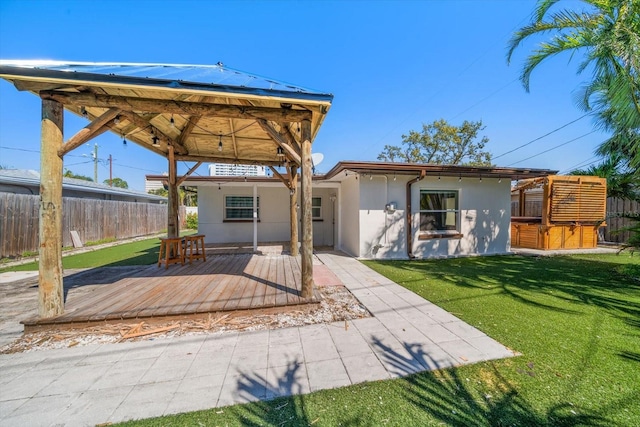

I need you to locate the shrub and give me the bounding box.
[185,212,198,230]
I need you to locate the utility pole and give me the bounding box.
[92,143,98,183]
[109,154,113,186]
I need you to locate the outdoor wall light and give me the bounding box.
[151,136,160,147]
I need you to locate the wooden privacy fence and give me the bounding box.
[0,193,184,258]
[604,197,639,244]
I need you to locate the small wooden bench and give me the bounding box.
[184,234,206,264]
[158,237,185,269]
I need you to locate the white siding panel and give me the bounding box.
[339,176,360,256]
[411,177,511,258]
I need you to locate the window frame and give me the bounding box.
[224,195,259,221]
[418,189,461,238]
[312,196,322,220]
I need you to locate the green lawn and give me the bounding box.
[0,236,164,273]
[110,252,639,427]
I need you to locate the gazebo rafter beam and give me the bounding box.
[256,119,301,165]
[176,161,203,186]
[226,98,239,158]
[281,124,302,155]
[269,166,292,189]
[118,111,188,155]
[177,116,201,147]
[40,91,312,122]
[58,107,121,156]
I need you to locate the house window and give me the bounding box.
[312,197,322,220]
[419,190,459,235]
[225,195,259,220]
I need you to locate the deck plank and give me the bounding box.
[236,256,262,309]
[250,255,270,307]
[197,254,251,313]
[222,254,259,311]
[164,257,223,315]
[274,256,289,307]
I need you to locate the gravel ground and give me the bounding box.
[0,267,370,354]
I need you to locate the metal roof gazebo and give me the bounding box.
[0,60,333,318]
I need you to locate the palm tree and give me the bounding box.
[507,0,640,165]
[571,155,639,200]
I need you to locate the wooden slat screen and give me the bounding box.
[549,178,606,223]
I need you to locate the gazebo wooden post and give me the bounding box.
[289,164,299,257]
[38,99,64,317]
[300,119,314,299]
[167,145,179,238]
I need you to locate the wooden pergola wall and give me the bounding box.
[0,64,331,319]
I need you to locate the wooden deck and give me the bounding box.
[23,252,322,331]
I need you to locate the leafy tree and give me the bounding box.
[507,0,640,166]
[148,187,198,206]
[104,177,128,189]
[148,188,168,197]
[377,119,492,166]
[63,169,93,181]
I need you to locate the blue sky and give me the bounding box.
[0,0,606,192]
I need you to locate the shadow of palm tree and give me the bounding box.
[370,336,612,426]
[231,359,372,426]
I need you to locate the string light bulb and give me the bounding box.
[81,106,88,117]
[170,115,175,128]
[122,134,127,147]
[393,173,397,181]
[218,135,223,152]
[498,176,502,183]
[458,175,462,182]
[114,115,120,125]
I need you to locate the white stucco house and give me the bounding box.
[148,161,555,259]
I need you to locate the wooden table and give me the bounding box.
[184,234,206,264]
[157,237,185,269]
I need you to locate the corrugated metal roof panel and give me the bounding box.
[0,60,333,101]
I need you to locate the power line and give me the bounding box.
[448,78,518,122]
[0,145,89,159]
[493,113,590,160]
[64,160,93,167]
[558,155,601,174]
[372,13,531,145]
[506,131,596,166]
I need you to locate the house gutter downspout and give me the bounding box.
[406,169,425,259]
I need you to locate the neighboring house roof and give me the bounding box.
[0,169,166,202]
